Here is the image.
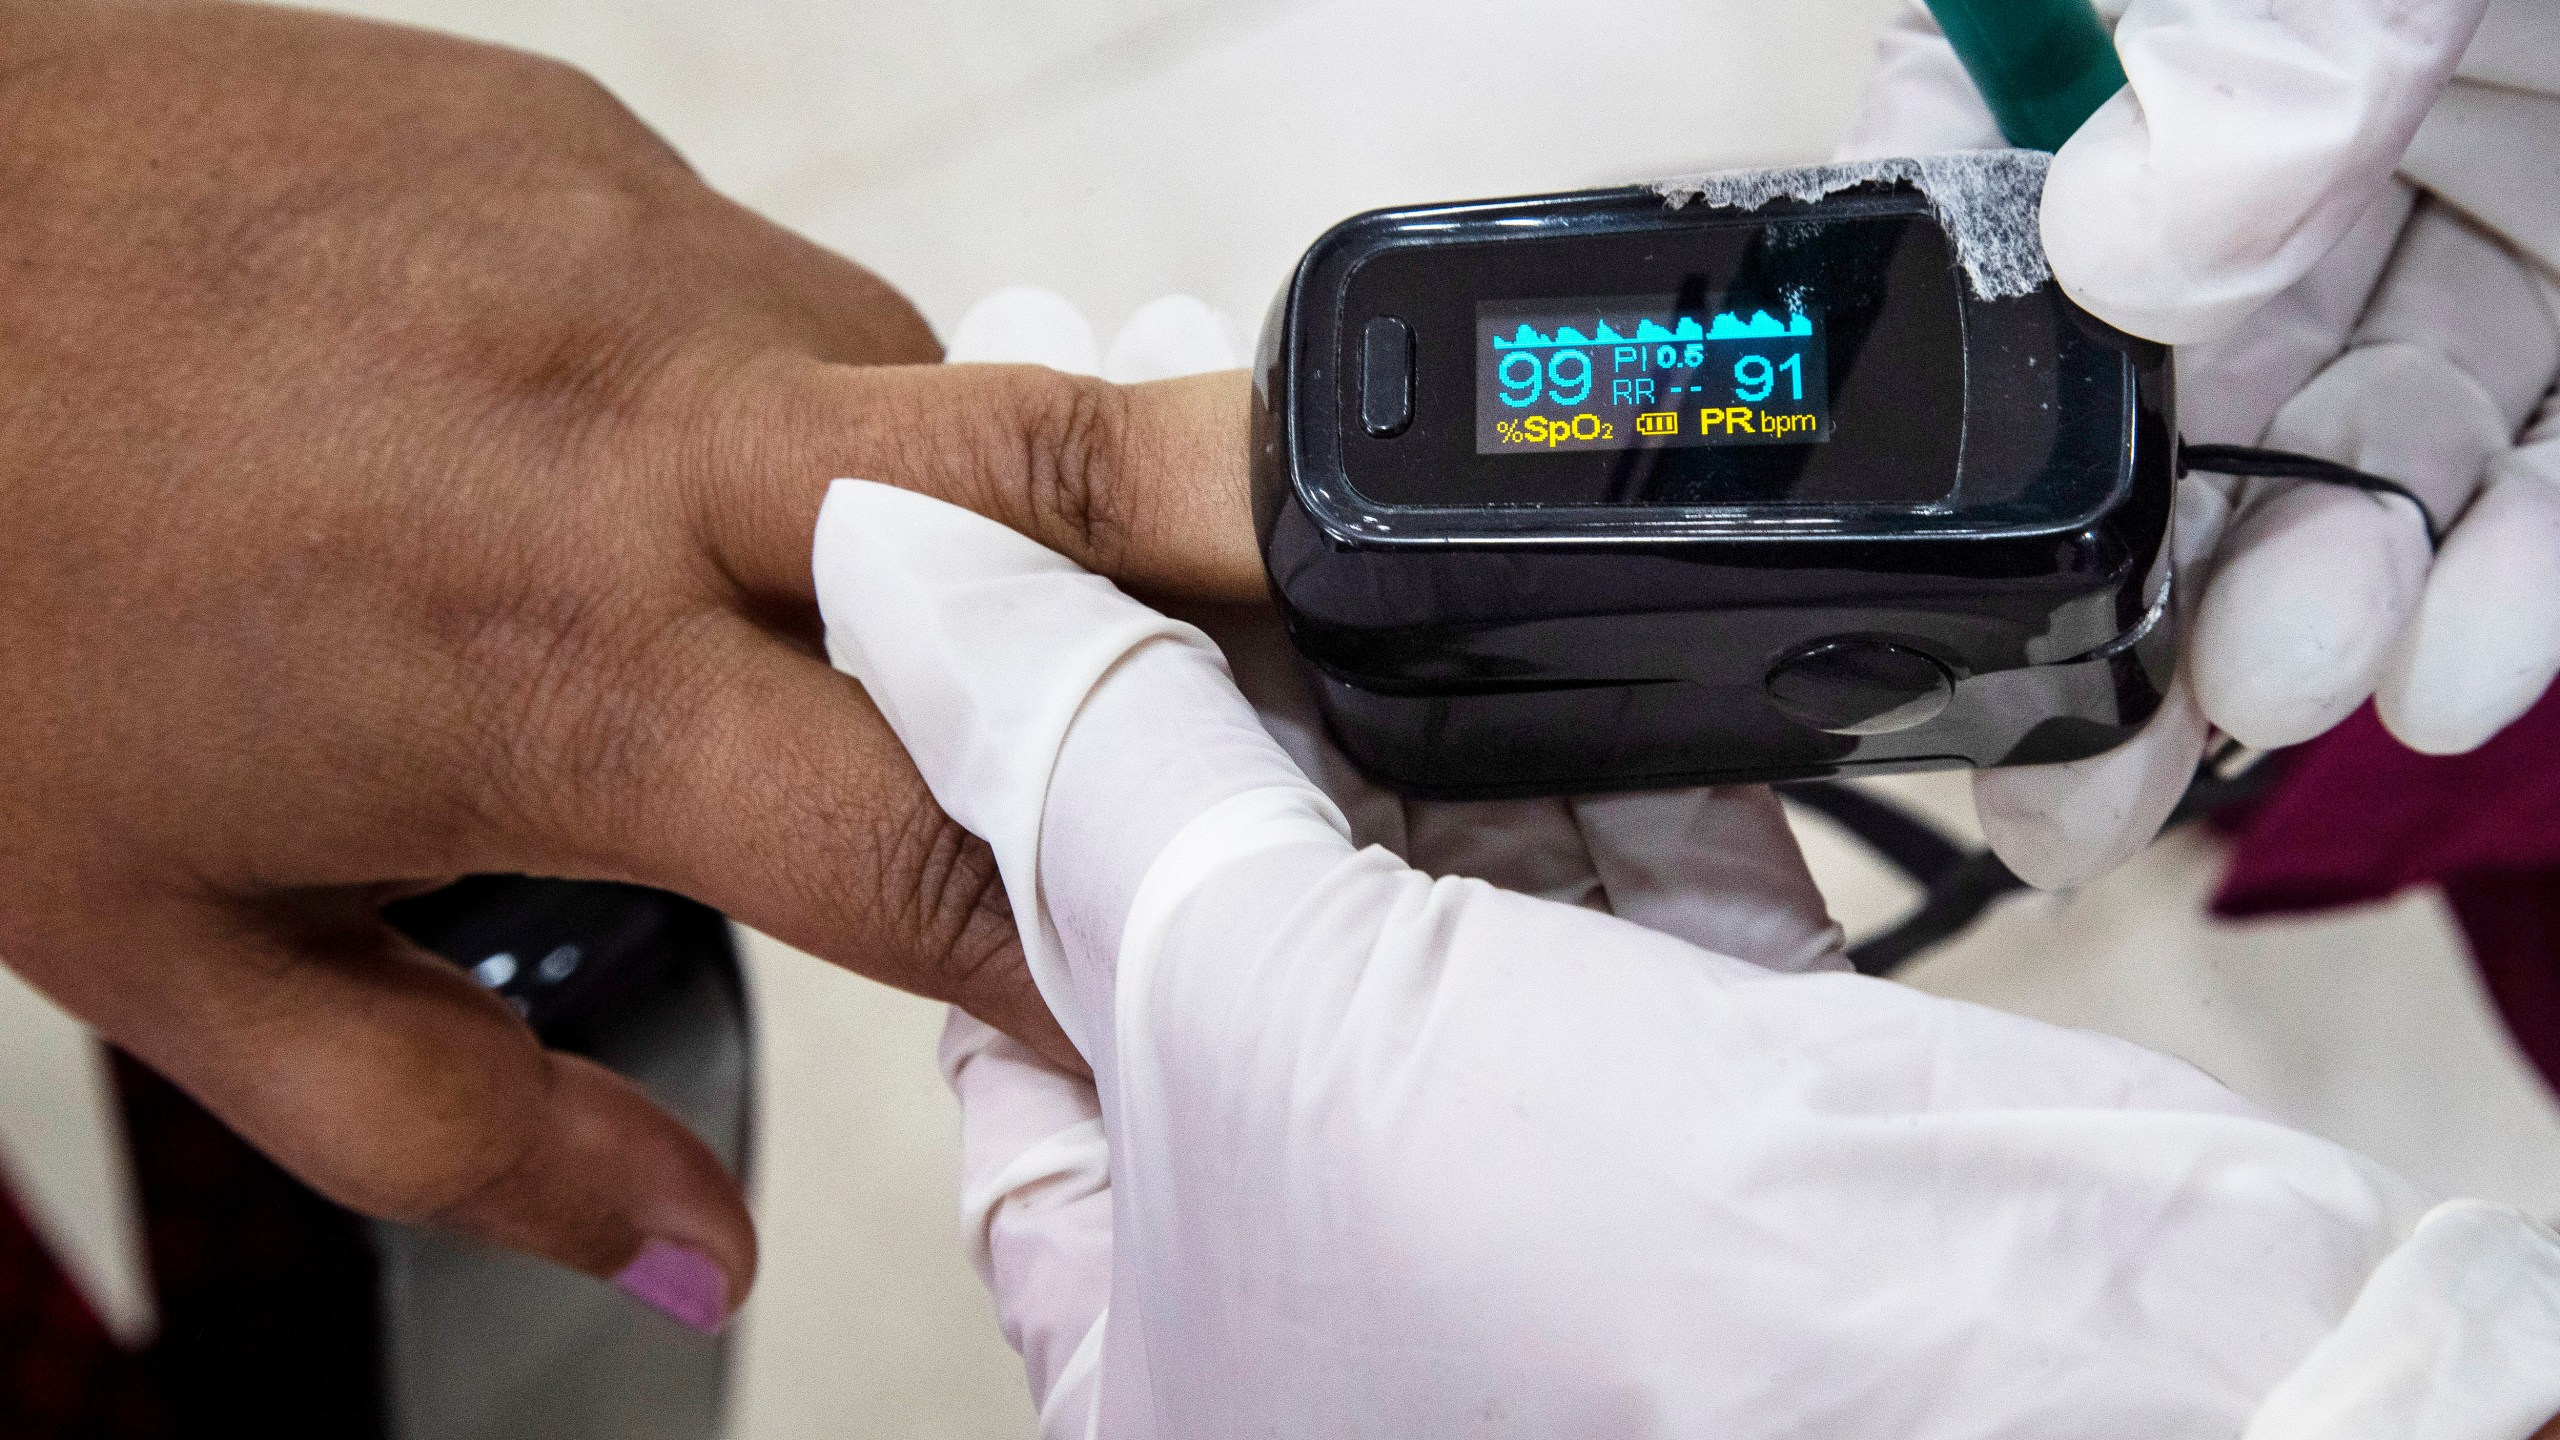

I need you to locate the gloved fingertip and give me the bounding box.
[2373,604,2501,756]
[1574,786,1840,969]
[1973,680,2208,890]
[2188,484,2428,749]
[1974,785,2128,891]
[2371,468,2560,755]
[2373,683,2506,757]
[946,286,1102,374]
[1103,294,1243,383]
[2041,0,2488,348]
[2040,90,2256,348]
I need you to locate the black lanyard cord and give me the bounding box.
[2180,441,2442,550]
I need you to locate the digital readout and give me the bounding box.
[1474,297,1831,455]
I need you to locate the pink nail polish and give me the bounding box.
[613,1239,729,1334]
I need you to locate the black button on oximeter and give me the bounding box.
[1764,639,1954,737]
[1250,167,2176,797]
[1359,316,1414,438]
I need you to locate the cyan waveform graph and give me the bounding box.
[1490,309,1815,350]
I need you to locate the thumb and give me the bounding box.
[2043,0,2489,343]
[71,901,753,1331]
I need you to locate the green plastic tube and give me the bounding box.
[1922,0,2128,152]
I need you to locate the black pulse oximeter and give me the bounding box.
[1251,169,2176,797]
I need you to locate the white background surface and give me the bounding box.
[0,2,2552,1436]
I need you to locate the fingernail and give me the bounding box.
[613,1239,729,1334]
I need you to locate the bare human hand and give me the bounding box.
[0,0,1256,1327]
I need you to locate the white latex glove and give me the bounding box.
[1843,0,2560,887]
[814,466,2560,1436]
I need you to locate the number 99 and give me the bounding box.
[1734,354,1775,403]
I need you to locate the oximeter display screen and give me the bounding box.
[1474,297,1831,455]
[1336,205,1969,509]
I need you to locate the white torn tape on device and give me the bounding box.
[1653,149,2052,301]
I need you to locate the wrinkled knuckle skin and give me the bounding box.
[873,798,1017,1006]
[494,269,685,426]
[1014,371,1134,572]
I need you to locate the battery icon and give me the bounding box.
[1634,410,1678,437]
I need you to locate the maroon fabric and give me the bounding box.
[0,1183,171,1438]
[2215,684,2560,1093]
[111,1053,383,1438]
[2442,872,2560,1100]
[0,1054,381,1439]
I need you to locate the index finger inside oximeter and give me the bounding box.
[1250,154,2176,797]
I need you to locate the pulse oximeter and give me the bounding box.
[1251,163,2176,797]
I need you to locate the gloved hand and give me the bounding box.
[817,305,2560,1435]
[1843,0,2560,887]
